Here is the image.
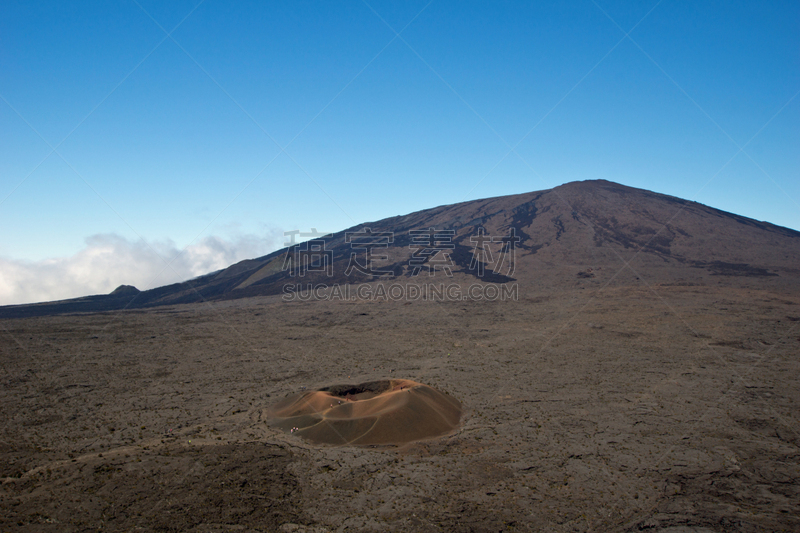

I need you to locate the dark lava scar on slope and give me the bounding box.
[450,236,516,283]
[694,261,778,277]
[501,196,544,254]
[552,215,565,241]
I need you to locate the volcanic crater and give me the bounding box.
[266,379,462,446]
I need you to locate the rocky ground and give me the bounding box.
[1,280,799,532]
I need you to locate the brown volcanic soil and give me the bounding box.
[1,279,799,532]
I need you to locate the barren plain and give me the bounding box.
[2,280,799,532]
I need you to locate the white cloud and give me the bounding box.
[0,231,285,306]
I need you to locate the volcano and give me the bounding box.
[3,180,800,531]
[2,180,798,318]
[266,379,462,445]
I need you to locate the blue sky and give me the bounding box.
[1,0,798,304]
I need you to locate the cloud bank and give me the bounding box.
[0,232,285,306]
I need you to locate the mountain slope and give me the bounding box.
[2,180,798,318]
